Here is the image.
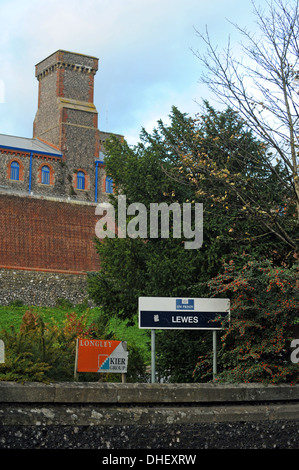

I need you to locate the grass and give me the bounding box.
[0,304,101,331]
[0,303,151,365]
[106,315,151,363]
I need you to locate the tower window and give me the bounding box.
[10,161,20,180]
[105,176,113,193]
[77,171,85,190]
[41,165,50,184]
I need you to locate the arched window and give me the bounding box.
[41,165,50,185]
[105,176,113,194]
[37,163,54,186]
[10,161,20,180]
[77,171,85,190]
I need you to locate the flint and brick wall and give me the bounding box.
[0,192,100,275]
[0,382,298,449]
[0,151,64,197]
[0,269,89,306]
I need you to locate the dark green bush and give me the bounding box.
[0,309,147,383]
[193,259,299,384]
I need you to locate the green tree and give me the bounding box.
[89,116,201,323]
[88,105,289,381]
[168,102,296,265]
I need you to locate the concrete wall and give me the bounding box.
[0,382,298,449]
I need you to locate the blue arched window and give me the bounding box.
[10,161,20,180]
[41,165,50,185]
[105,177,113,194]
[77,171,85,190]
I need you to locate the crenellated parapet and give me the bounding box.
[35,50,98,80]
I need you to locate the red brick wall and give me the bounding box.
[0,193,100,274]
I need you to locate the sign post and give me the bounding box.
[213,329,217,380]
[74,338,79,381]
[139,297,230,383]
[151,329,156,384]
[0,340,4,364]
[74,339,128,381]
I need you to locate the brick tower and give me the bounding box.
[33,50,100,200]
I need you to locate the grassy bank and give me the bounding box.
[0,303,151,365]
[0,304,100,331]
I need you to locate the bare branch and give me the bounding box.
[193,0,299,226]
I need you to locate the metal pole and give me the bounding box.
[213,330,217,381]
[74,338,79,381]
[151,329,155,383]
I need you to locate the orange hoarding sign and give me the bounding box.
[76,338,128,373]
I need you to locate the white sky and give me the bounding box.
[0,0,260,146]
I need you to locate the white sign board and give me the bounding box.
[139,297,230,330]
[138,297,230,383]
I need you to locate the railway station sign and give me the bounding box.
[139,297,230,330]
[75,339,128,373]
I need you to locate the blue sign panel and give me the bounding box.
[139,310,227,329]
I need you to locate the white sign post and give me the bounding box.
[139,297,230,383]
[151,330,155,384]
[0,340,4,364]
[213,330,217,378]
